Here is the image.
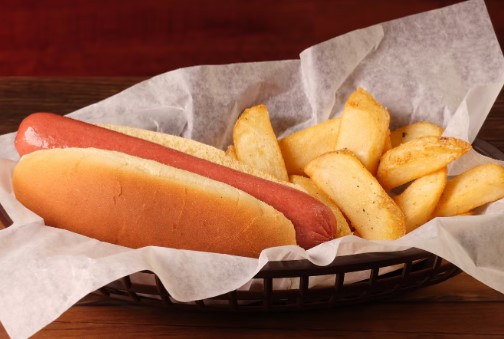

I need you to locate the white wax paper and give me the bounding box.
[1,1,504,338]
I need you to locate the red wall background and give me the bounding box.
[1,0,503,76]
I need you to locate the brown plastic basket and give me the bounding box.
[95,139,502,311]
[1,139,502,311]
[97,248,460,311]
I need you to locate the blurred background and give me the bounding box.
[1,0,502,76]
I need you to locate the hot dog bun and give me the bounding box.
[12,147,297,258]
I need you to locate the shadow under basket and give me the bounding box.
[96,139,503,311]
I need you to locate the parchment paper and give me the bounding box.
[1,1,504,338]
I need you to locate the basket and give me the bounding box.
[98,248,460,311]
[96,139,501,311]
[2,139,502,311]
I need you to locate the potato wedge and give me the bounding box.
[383,129,392,154]
[377,136,471,190]
[456,211,475,216]
[390,121,444,148]
[433,163,504,217]
[334,88,390,175]
[233,105,289,181]
[393,168,447,233]
[278,117,341,175]
[305,149,406,240]
[225,145,238,161]
[290,175,352,238]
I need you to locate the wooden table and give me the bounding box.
[0,78,503,338]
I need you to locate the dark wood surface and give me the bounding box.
[0,77,503,338]
[1,0,503,76]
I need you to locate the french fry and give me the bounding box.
[390,121,444,148]
[456,211,475,216]
[305,149,406,240]
[383,129,392,154]
[377,136,471,190]
[225,145,238,160]
[290,175,352,238]
[233,105,289,181]
[433,163,504,217]
[229,89,499,244]
[278,117,341,175]
[334,88,390,175]
[393,168,447,233]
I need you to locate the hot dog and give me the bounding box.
[13,113,337,256]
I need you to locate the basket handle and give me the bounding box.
[0,202,13,228]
